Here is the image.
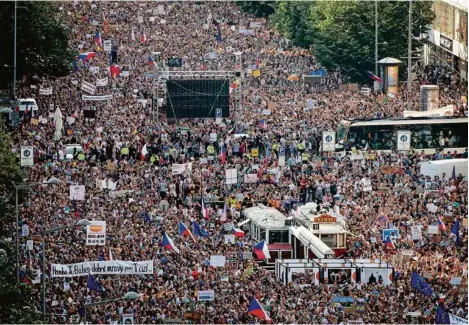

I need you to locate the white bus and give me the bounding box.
[336,117,468,154]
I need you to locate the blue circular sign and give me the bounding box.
[400,135,408,142]
[325,135,333,142]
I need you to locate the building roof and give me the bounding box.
[268,244,293,251]
[378,57,403,65]
[243,205,289,228]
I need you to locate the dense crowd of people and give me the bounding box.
[9,1,468,324]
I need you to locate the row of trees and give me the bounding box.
[237,1,435,82]
[0,1,73,322]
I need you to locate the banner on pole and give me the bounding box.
[171,163,192,175]
[96,77,109,87]
[225,168,238,185]
[20,146,34,166]
[50,260,154,277]
[86,221,106,246]
[81,80,97,94]
[103,40,112,52]
[82,94,113,101]
[39,87,53,95]
[69,185,85,201]
[322,131,336,152]
[397,130,411,151]
[278,146,285,166]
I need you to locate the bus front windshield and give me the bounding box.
[336,124,348,142]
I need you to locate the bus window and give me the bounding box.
[269,230,289,244]
[260,228,266,241]
[281,251,292,259]
[339,234,345,248]
[320,234,337,248]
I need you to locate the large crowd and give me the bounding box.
[9,1,468,324]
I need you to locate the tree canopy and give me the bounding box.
[0,1,76,90]
[238,0,435,82]
[236,1,277,18]
[0,126,44,323]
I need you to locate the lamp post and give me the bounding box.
[84,292,141,324]
[13,179,63,283]
[407,0,413,110]
[42,219,91,316]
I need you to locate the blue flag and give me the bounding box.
[452,165,456,181]
[87,273,103,292]
[451,220,460,246]
[411,271,433,296]
[436,305,450,324]
[192,222,209,237]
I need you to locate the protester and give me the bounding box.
[10,1,467,324]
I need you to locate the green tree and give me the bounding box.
[271,0,435,82]
[0,126,43,323]
[271,2,315,49]
[236,1,277,18]
[0,1,76,90]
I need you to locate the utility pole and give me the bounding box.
[13,0,17,98]
[407,0,413,110]
[375,0,378,76]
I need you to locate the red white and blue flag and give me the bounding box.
[148,55,156,67]
[94,31,102,47]
[233,227,245,237]
[437,217,446,231]
[367,71,382,83]
[253,240,270,260]
[162,232,180,253]
[384,236,395,249]
[201,198,209,220]
[220,146,226,164]
[248,297,271,322]
[258,119,266,129]
[178,221,195,241]
[78,52,96,61]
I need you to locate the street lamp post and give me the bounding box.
[407,0,413,110]
[13,180,62,283]
[84,292,140,324]
[41,219,91,316]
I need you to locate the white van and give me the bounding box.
[18,98,39,116]
[419,159,468,179]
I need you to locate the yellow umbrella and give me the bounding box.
[288,74,299,81]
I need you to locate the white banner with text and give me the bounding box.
[51,260,154,277]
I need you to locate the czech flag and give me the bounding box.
[384,236,395,249]
[141,31,147,44]
[178,221,195,241]
[248,297,271,322]
[233,228,245,237]
[253,240,270,260]
[220,202,227,222]
[19,269,33,285]
[220,146,226,164]
[148,55,156,67]
[201,198,209,220]
[258,120,266,129]
[141,144,148,160]
[437,217,446,231]
[94,30,102,47]
[78,52,96,61]
[367,71,382,83]
[162,232,180,253]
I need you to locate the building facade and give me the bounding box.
[424,0,468,80]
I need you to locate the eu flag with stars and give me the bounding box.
[192,222,209,237]
[411,271,433,296]
[436,305,450,324]
[87,273,103,292]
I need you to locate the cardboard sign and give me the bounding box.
[103,40,112,52]
[428,225,439,234]
[69,185,85,201]
[223,222,234,231]
[209,255,226,267]
[197,290,214,301]
[224,234,235,244]
[411,226,422,240]
[27,240,34,250]
[380,165,400,174]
